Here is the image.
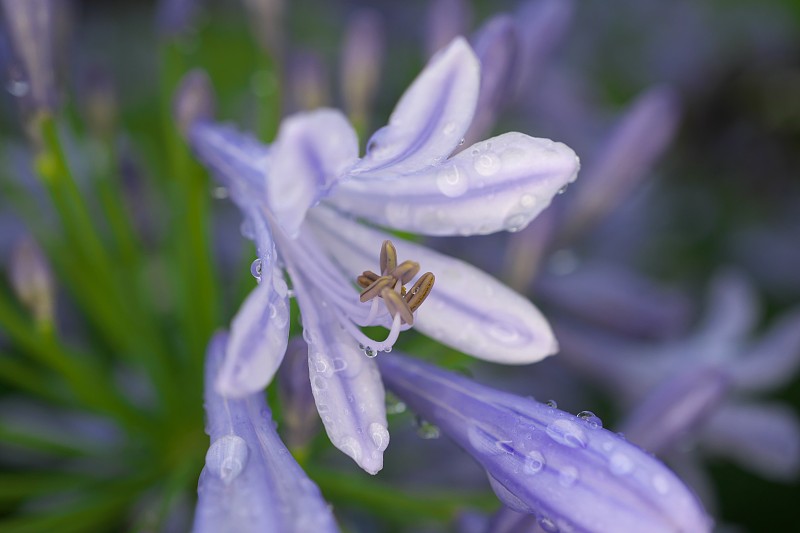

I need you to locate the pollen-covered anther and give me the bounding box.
[357,240,435,320]
[405,272,435,312]
[381,287,415,325]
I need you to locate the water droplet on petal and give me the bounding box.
[557,184,569,195]
[538,516,559,533]
[206,435,249,485]
[503,212,529,232]
[250,259,262,282]
[577,411,603,429]
[519,194,535,208]
[545,400,558,409]
[436,165,468,197]
[609,452,634,475]
[486,320,524,346]
[546,419,588,448]
[338,436,363,462]
[558,465,579,487]
[652,474,670,494]
[473,151,501,176]
[524,450,546,475]
[363,346,377,358]
[332,358,348,372]
[369,422,390,451]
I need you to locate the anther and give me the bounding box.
[357,270,380,288]
[405,272,435,312]
[360,275,395,303]
[381,287,415,325]
[392,260,420,285]
[379,240,397,276]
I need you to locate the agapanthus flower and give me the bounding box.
[195,332,339,533]
[177,38,579,474]
[555,270,800,505]
[1,0,59,114]
[378,352,712,533]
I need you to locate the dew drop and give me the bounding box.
[6,79,29,97]
[523,450,546,475]
[519,194,535,208]
[557,184,569,195]
[546,419,588,448]
[206,435,249,485]
[609,452,634,476]
[577,411,603,429]
[545,400,558,409]
[338,436,363,462]
[473,151,501,176]
[436,165,468,197]
[312,376,328,391]
[538,516,559,533]
[369,422,390,451]
[250,258,263,282]
[486,320,523,346]
[652,474,670,494]
[504,212,528,232]
[332,358,348,372]
[558,465,579,487]
[363,346,377,358]
[313,359,328,373]
[458,137,465,146]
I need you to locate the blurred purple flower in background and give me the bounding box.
[555,270,800,508]
[177,38,579,473]
[379,352,712,533]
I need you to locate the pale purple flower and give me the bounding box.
[178,38,579,473]
[340,9,383,128]
[426,0,472,58]
[555,270,800,500]
[378,352,712,533]
[505,85,680,290]
[1,0,58,113]
[194,332,339,533]
[8,235,54,328]
[277,337,321,449]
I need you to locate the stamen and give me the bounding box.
[381,287,415,325]
[358,240,436,317]
[405,272,435,312]
[357,270,380,288]
[392,260,420,285]
[379,240,397,276]
[360,275,395,302]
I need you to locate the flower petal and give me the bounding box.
[619,366,730,455]
[268,109,359,236]
[310,206,557,364]
[291,268,389,474]
[353,37,480,176]
[463,14,520,145]
[699,402,800,482]
[188,121,269,202]
[331,132,579,236]
[696,269,759,344]
[561,86,680,239]
[379,353,712,533]
[727,307,800,392]
[216,251,290,397]
[196,333,340,533]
